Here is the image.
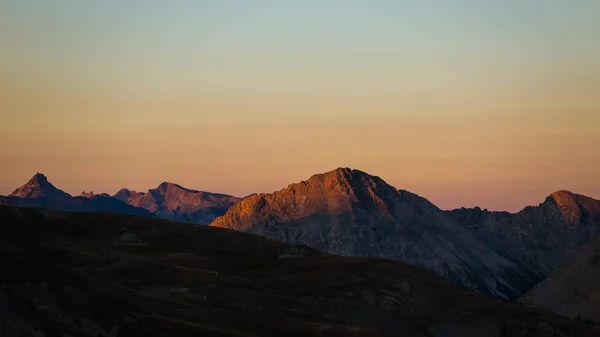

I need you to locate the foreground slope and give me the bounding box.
[520,234,600,323]
[1,205,598,337]
[114,182,241,224]
[211,168,538,300]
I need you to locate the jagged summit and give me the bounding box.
[9,173,71,199]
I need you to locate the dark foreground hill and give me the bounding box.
[1,205,598,337]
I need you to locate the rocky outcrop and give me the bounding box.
[80,191,111,198]
[520,234,600,324]
[1,205,599,337]
[116,182,241,225]
[211,168,536,300]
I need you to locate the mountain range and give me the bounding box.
[1,204,598,337]
[114,182,241,224]
[210,168,600,301]
[4,173,241,225]
[6,173,154,218]
[447,191,600,296]
[3,169,600,304]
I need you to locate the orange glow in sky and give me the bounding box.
[1,1,599,211]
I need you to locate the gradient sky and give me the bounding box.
[1,0,599,211]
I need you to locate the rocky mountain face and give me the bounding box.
[7,174,155,218]
[211,168,540,300]
[519,234,600,324]
[1,204,599,337]
[448,191,600,298]
[115,182,241,225]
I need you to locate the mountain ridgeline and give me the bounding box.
[4,173,241,225]
[114,182,241,225]
[7,174,155,218]
[447,191,600,289]
[211,168,600,301]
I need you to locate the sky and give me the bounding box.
[1,0,599,211]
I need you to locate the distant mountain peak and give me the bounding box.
[112,182,241,225]
[113,188,145,202]
[9,173,71,199]
[211,167,414,233]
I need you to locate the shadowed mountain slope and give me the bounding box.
[448,190,600,296]
[520,234,600,324]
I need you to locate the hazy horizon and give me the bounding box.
[2,1,599,212]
